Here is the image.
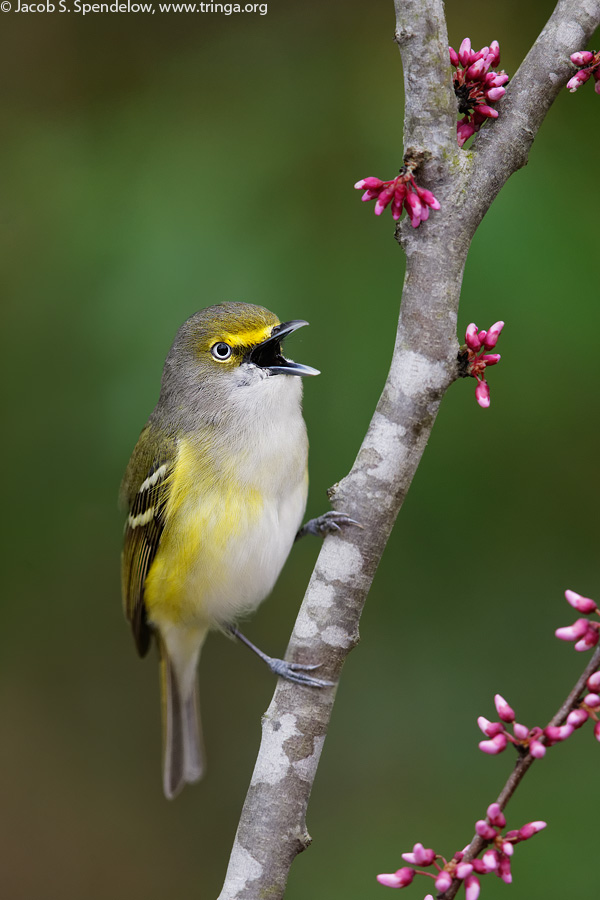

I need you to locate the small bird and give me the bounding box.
[120,302,352,798]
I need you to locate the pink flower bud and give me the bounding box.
[401,843,435,866]
[457,120,476,147]
[374,187,395,215]
[391,200,403,222]
[377,867,415,888]
[459,38,472,67]
[513,722,529,740]
[482,321,504,348]
[530,739,546,758]
[466,323,482,351]
[567,70,591,91]
[449,46,460,67]
[498,855,512,884]
[466,58,487,80]
[475,820,497,840]
[594,721,600,742]
[479,733,507,754]
[481,353,501,365]
[488,40,500,66]
[404,190,422,219]
[571,51,595,66]
[567,708,589,727]
[595,78,600,95]
[487,803,506,827]
[481,850,498,871]
[575,626,600,651]
[435,871,453,892]
[465,874,480,900]
[494,694,515,723]
[416,188,441,210]
[519,821,547,840]
[555,618,590,641]
[362,177,385,189]
[487,72,509,87]
[565,589,598,614]
[544,723,574,742]
[477,716,504,737]
[477,104,499,118]
[587,671,600,691]
[475,380,490,409]
[584,693,600,709]
[501,841,514,856]
[456,863,473,879]
[486,87,506,101]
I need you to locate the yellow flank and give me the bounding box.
[215,324,276,350]
[143,437,263,627]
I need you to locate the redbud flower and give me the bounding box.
[376,868,415,888]
[479,733,508,755]
[354,166,440,227]
[544,724,574,745]
[401,843,436,866]
[449,38,509,145]
[462,321,504,408]
[434,870,453,892]
[587,670,600,692]
[494,694,515,723]
[464,874,480,900]
[565,589,598,614]
[555,589,600,652]
[486,803,506,828]
[567,49,600,95]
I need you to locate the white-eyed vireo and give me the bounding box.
[120,302,353,799]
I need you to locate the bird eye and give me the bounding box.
[211,342,232,361]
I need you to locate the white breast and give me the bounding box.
[180,372,309,628]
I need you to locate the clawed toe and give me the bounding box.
[267,657,334,687]
[295,510,363,541]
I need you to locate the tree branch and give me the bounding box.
[439,643,600,900]
[217,3,600,899]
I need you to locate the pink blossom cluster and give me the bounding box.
[479,687,600,754]
[376,805,546,899]
[478,591,600,756]
[478,694,547,758]
[463,321,504,408]
[354,169,440,227]
[567,50,600,95]
[449,39,509,147]
[556,589,600,651]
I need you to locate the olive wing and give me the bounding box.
[120,426,176,657]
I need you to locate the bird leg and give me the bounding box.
[227,626,334,688]
[295,510,362,542]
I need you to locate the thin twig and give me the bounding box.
[439,644,600,900]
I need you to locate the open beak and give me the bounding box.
[248,320,320,377]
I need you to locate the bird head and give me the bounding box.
[158,302,319,416]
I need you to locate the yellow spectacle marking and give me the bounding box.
[216,324,276,350]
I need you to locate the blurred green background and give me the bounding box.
[2,1,599,898]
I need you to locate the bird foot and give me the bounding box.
[266,656,334,688]
[295,510,362,541]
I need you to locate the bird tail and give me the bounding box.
[158,629,206,799]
